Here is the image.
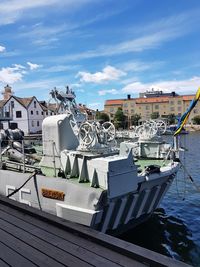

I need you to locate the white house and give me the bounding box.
[0,85,45,134]
[0,85,94,134]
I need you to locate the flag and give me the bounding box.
[174,87,200,136]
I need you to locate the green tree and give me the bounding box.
[131,113,141,126]
[114,107,126,129]
[167,113,176,125]
[96,111,109,122]
[151,112,159,119]
[192,115,200,125]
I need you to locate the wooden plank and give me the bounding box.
[0,240,37,267]
[0,207,139,267]
[0,218,92,267]
[0,205,143,267]
[0,196,191,267]
[0,260,10,267]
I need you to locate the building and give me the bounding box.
[0,85,45,134]
[0,85,95,133]
[104,90,200,124]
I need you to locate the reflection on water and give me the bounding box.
[119,132,200,267]
[120,208,200,266]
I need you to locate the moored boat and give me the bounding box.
[0,112,180,235]
[0,87,182,234]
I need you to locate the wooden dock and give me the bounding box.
[0,196,191,267]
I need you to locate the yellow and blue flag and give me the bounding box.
[174,87,200,136]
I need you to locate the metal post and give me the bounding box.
[22,139,25,173]
[0,141,2,169]
[52,141,56,177]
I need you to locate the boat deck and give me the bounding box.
[0,195,190,267]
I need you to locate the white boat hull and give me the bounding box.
[0,162,179,234]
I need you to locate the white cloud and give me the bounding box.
[45,65,79,73]
[27,62,41,70]
[98,89,120,96]
[0,0,93,25]
[0,67,23,84]
[77,66,126,84]
[19,23,67,46]
[121,60,164,73]
[0,46,5,52]
[52,30,184,62]
[13,64,26,69]
[0,62,42,85]
[46,10,200,63]
[88,102,101,109]
[122,76,200,95]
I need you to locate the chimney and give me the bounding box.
[127,94,131,100]
[2,84,13,100]
[172,91,176,97]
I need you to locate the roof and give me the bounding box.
[136,96,169,104]
[182,95,195,101]
[105,99,124,106]
[46,103,58,112]
[15,96,34,108]
[105,94,196,106]
[0,100,6,108]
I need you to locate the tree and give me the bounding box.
[96,111,109,122]
[192,115,200,125]
[114,107,126,129]
[151,112,159,119]
[167,113,176,125]
[131,113,141,126]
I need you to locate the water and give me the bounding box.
[119,132,200,266]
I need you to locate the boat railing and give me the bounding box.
[0,136,43,173]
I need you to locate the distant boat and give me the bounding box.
[163,125,189,135]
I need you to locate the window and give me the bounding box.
[124,109,128,114]
[31,110,33,115]
[123,103,128,108]
[170,107,175,112]
[170,100,174,105]
[110,108,114,113]
[5,111,10,118]
[31,120,34,127]
[41,111,44,115]
[155,104,159,110]
[46,111,48,115]
[34,101,36,108]
[146,105,150,110]
[11,101,14,108]
[194,109,198,114]
[131,109,134,114]
[177,106,182,112]
[36,111,39,115]
[177,100,182,105]
[37,121,40,127]
[16,111,22,118]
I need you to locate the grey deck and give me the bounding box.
[0,196,190,267]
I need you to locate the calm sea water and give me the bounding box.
[119,132,200,266]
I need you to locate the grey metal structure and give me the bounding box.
[0,113,180,234]
[120,120,172,159]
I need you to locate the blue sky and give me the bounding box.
[0,0,200,110]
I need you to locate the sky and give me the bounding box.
[1,0,200,110]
